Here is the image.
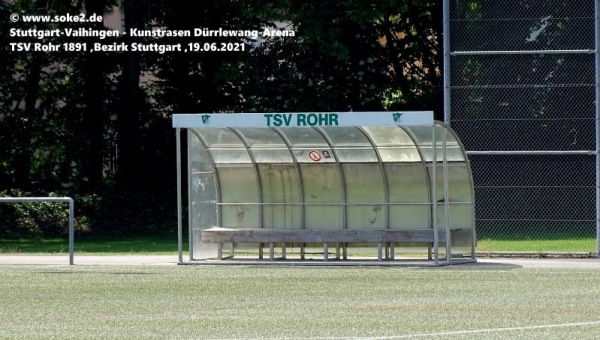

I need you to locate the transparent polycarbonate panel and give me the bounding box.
[427,164,474,203]
[219,203,259,228]
[209,149,252,163]
[251,149,294,163]
[448,204,475,231]
[389,205,430,229]
[278,127,329,146]
[448,229,474,258]
[433,203,474,255]
[294,149,336,163]
[189,133,218,259]
[190,172,217,228]
[301,164,343,229]
[258,164,301,203]
[446,165,474,203]
[305,206,343,229]
[347,206,385,229]
[334,148,378,162]
[190,132,214,172]
[385,163,429,203]
[419,147,466,162]
[301,164,343,203]
[194,127,245,146]
[361,126,415,146]
[343,164,384,203]
[377,147,422,162]
[234,128,288,147]
[319,126,371,145]
[216,166,259,228]
[262,205,302,230]
[406,125,458,146]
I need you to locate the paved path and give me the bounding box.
[0,255,599,269]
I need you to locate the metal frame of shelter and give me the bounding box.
[173,112,476,265]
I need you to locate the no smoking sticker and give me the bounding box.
[308,150,321,162]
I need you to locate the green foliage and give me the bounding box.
[0,189,70,237]
[1,0,444,235]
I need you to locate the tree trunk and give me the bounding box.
[117,0,142,189]
[81,0,108,191]
[14,55,42,189]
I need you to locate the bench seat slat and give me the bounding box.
[201,228,450,244]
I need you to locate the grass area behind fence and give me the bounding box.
[1,234,596,255]
[0,232,185,254]
[476,238,596,254]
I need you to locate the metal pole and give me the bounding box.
[68,198,74,265]
[443,128,451,263]
[451,49,595,56]
[176,128,183,263]
[187,131,193,262]
[466,150,594,156]
[432,124,439,265]
[0,197,74,265]
[595,0,600,258]
[443,0,451,124]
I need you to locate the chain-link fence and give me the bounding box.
[446,0,599,254]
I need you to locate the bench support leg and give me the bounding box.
[300,244,305,260]
[377,243,383,261]
[390,243,395,260]
[217,243,223,260]
[282,244,286,259]
[335,243,340,260]
[342,243,348,260]
[269,243,275,261]
[323,243,329,261]
[259,243,263,259]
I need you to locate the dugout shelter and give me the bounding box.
[173,111,476,265]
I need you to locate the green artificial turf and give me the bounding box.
[1,265,600,339]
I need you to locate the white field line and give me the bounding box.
[210,320,600,340]
[382,320,600,339]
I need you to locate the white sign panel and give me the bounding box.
[172,111,434,128]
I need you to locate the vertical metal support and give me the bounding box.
[187,131,194,262]
[443,128,451,263]
[176,128,183,263]
[432,123,439,265]
[68,198,74,265]
[443,0,451,124]
[594,0,600,257]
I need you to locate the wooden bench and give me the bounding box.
[201,227,457,261]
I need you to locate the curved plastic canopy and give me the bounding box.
[174,112,476,264]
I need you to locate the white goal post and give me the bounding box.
[0,197,75,265]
